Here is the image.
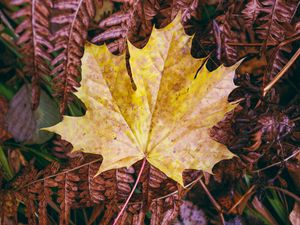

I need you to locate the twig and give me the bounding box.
[292,116,300,122]
[227,185,256,214]
[253,149,300,173]
[198,178,225,225]
[228,42,277,47]
[200,40,278,47]
[113,158,146,225]
[263,47,300,96]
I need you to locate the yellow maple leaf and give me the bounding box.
[46,16,239,186]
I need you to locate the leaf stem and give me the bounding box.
[113,158,146,225]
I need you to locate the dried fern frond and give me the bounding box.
[150,194,181,225]
[55,164,80,225]
[50,0,96,114]
[78,159,106,206]
[252,0,299,49]
[0,190,18,225]
[50,135,74,159]
[29,163,60,225]
[236,0,299,86]
[11,0,53,109]
[91,0,179,55]
[7,153,191,224]
[11,163,39,225]
[0,96,11,143]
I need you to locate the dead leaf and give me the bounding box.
[6,85,60,143]
[46,15,239,185]
[6,85,37,142]
[251,197,279,225]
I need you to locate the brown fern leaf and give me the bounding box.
[91,6,150,55]
[78,156,106,207]
[100,202,117,225]
[50,135,74,159]
[140,162,178,206]
[51,0,96,114]
[34,162,60,225]
[128,203,145,225]
[253,0,299,49]
[0,190,18,225]
[9,155,192,224]
[16,183,39,225]
[55,159,81,225]
[179,1,217,67]
[113,203,145,225]
[91,0,179,55]
[116,167,135,201]
[91,10,131,54]
[241,0,263,26]
[11,0,52,109]
[88,166,135,225]
[10,161,39,189]
[265,44,293,83]
[271,20,298,82]
[178,0,204,35]
[26,189,38,225]
[10,163,40,224]
[98,166,135,204]
[254,1,300,84]
[150,194,181,225]
[55,172,80,225]
[0,96,11,143]
[180,1,255,69]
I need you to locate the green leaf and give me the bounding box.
[0,146,14,180]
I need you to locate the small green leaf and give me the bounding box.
[0,146,14,180]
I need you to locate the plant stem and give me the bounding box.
[113,158,146,225]
[198,178,225,225]
[253,149,300,173]
[263,47,300,96]
[227,185,256,214]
